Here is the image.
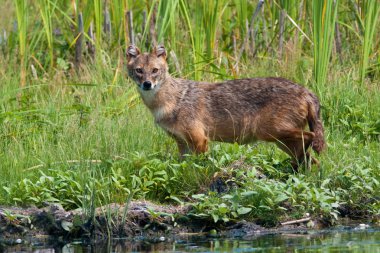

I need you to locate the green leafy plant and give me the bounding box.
[189,192,253,223]
[130,158,179,200]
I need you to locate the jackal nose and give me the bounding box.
[142,81,152,90]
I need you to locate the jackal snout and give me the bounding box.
[142,80,152,90]
[126,45,168,91]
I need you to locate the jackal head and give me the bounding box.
[126,45,168,91]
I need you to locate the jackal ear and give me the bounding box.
[154,45,167,59]
[127,45,140,59]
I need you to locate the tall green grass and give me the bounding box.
[15,0,28,87]
[156,0,179,46]
[312,0,338,86]
[110,0,125,44]
[37,0,55,69]
[94,0,103,59]
[359,1,380,85]
[3,0,379,81]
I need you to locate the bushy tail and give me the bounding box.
[307,94,326,154]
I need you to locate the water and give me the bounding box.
[2,227,380,252]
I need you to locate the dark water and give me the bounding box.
[3,227,380,252]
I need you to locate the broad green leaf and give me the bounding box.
[237,207,252,215]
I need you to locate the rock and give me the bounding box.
[357,224,369,230]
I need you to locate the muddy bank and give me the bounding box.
[0,201,330,248]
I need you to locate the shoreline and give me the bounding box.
[1,201,378,246]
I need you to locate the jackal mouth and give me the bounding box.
[141,86,151,91]
[139,84,152,90]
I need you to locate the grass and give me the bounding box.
[0,0,379,226]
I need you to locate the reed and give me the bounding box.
[156,0,179,48]
[200,0,222,59]
[15,0,28,87]
[110,0,124,44]
[94,0,103,59]
[3,0,379,83]
[359,0,380,85]
[37,0,55,69]
[178,0,196,77]
[312,0,338,86]
[234,0,249,41]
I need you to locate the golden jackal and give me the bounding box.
[126,45,325,169]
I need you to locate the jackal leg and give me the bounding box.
[169,129,208,157]
[175,138,191,157]
[275,130,317,171]
[166,132,191,158]
[186,128,209,154]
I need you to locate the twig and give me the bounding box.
[126,11,135,45]
[30,64,38,79]
[103,6,111,35]
[334,0,343,64]
[278,9,285,58]
[71,0,77,19]
[75,12,83,71]
[142,11,150,49]
[335,22,343,64]
[232,33,240,73]
[233,33,237,60]
[87,22,95,59]
[0,28,6,48]
[13,21,17,33]
[281,217,311,226]
[262,6,269,50]
[149,2,158,47]
[170,50,182,75]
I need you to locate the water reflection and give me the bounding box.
[2,228,380,252]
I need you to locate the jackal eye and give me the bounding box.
[152,68,159,74]
[135,68,143,74]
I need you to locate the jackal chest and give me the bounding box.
[156,120,186,141]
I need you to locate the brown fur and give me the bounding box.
[126,45,326,170]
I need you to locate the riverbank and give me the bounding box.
[1,200,378,246]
